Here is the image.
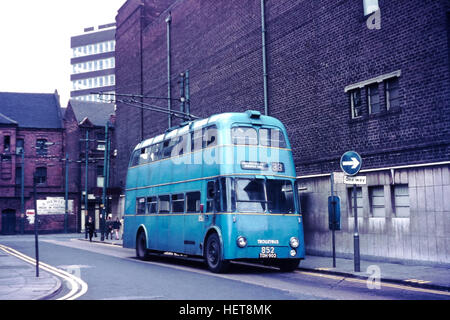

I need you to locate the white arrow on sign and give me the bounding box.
[342,157,360,169]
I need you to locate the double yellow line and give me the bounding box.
[298,270,450,297]
[0,244,88,300]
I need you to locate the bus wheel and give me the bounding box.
[205,233,229,273]
[277,259,300,272]
[136,230,148,260]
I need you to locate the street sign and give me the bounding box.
[340,151,362,176]
[343,175,367,185]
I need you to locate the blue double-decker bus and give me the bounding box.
[123,110,305,272]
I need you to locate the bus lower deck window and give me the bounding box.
[186,191,201,213]
[136,198,146,215]
[159,195,170,213]
[146,196,157,214]
[172,194,185,213]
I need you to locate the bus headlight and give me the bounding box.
[290,249,297,257]
[236,236,247,248]
[290,237,299,249]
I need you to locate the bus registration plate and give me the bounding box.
[259,247,277,258]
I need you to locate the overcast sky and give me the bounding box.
[0,0,125,108]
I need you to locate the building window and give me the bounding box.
[97,165,104,188]
[350,89,362,119]
[348,187,363,217]
[385,77,400,110]
[3,135,11,152]
[363,0,379,16]
[369,186,385,217]
[392,184,410,217]
[16,138,24,155]
[36,139,48,156]
[35,167,47,184]
[367,84,380,114]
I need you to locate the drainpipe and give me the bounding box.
[261,0,269,116]
[140,4,145,140]
[166,12,172,128]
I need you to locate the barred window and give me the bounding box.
[386,77,400,110]
[368,84,380,114]
[370,186,385,217]
[393,185,410,217]
[348,187,363,216]
[350,89,362,119]
[36,139,48,156]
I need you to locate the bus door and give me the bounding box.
[183,180,217,255]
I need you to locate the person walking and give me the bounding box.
[113,217,122,240]
[86,216,95,242]
[105,216,113,240]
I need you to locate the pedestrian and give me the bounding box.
[113,217,122,240]
[105,216,113,240]
[120,217,124,240]
[86,216,95,242]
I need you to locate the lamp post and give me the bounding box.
[20,149,25,235]
[33,171,40,277]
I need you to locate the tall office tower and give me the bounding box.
[70,23,116,103]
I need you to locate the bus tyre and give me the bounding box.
[136,230,148,260]
[278,259,300,272]
[205,233,229,273]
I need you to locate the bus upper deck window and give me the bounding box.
[231,127,257,145]
[172,135,188,157]
[139,148,149,165]
[260,128,287,148]
[130,150,140,167]
[150,143,162,162]
[203,125,218,148]
[192,130,203,152]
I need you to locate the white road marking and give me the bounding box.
[0,244,88,300]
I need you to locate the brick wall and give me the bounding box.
[115,0,450,185]
[0,126,79,234]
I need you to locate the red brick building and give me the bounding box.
[0,92,77,234]
[63,100,117,233]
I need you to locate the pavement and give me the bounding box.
[1,233,449,300]
[0,247,61,300]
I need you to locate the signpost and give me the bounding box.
[340,151,363,272]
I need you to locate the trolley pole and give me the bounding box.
[101,122,109,241]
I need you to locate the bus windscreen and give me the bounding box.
[235,178,295,214]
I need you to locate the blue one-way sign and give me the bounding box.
[340,151,362,176]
